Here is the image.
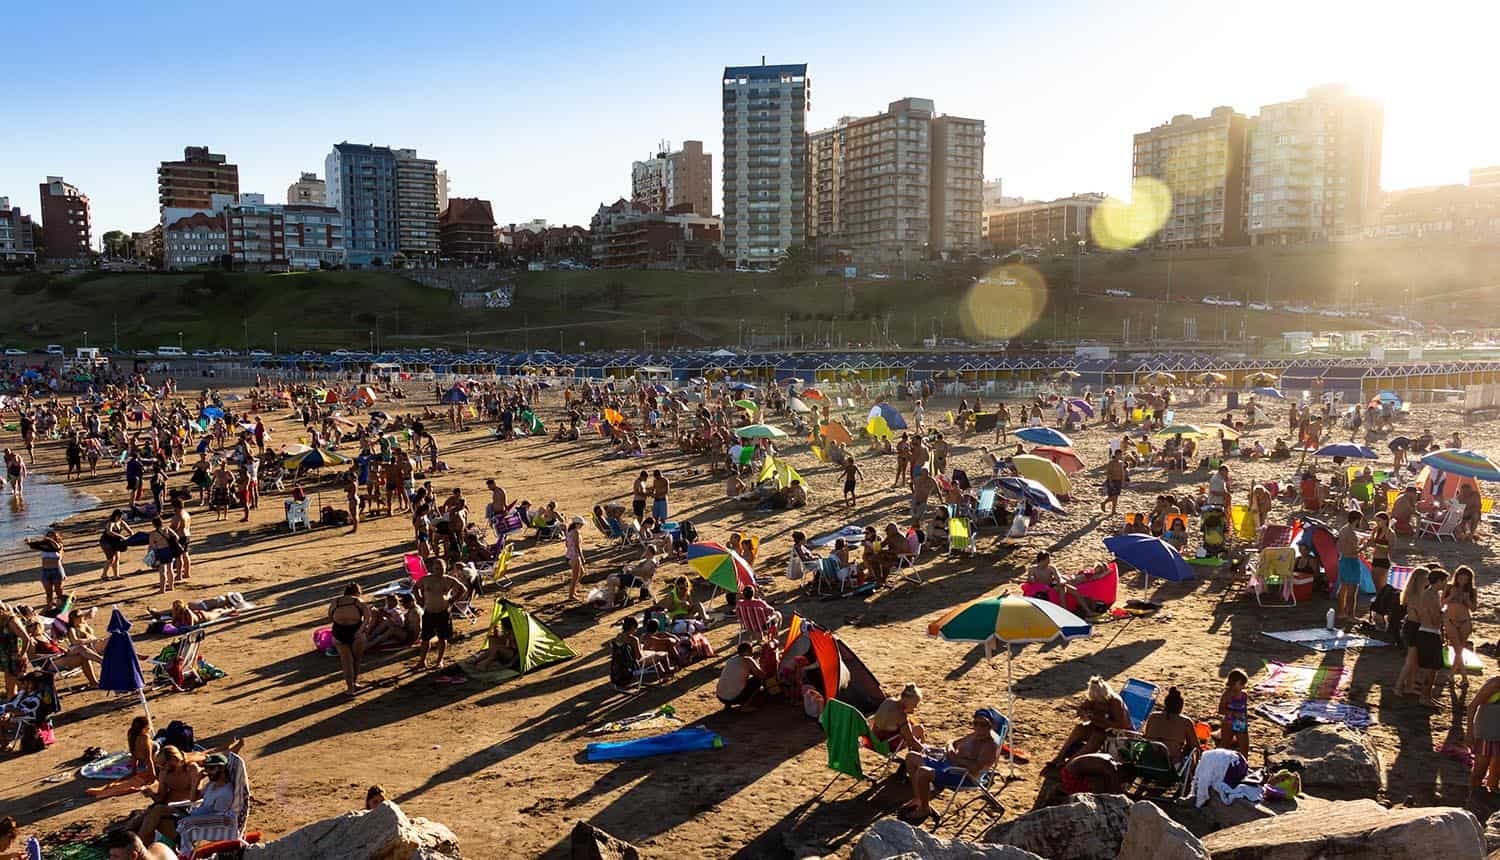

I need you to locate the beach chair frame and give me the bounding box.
[151,630,207,692]
[1419,502,1464,541]
[947,513,975,556]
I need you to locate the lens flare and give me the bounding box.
[960,265,1049,341]
[1090,177,1173,250]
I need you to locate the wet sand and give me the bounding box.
[1,386,1496,857]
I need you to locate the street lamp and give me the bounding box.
[273,331,279,355]
[369,330,375,353]
[83,330,87,349]
[177,331,183,350]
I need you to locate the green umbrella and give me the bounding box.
[733,399,758,411]
[734,423,787,439]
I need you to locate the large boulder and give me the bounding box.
[1487,810,1500,854]
[243,801,461,860]
[1202,799,1484,860]
[571,821,642,860]
[1117,801,1209,860]
[982,793,1132,860]
[853,819,1043,860]
[1268,724,1384,796]
[1167,792,1337,837]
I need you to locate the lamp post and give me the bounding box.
[273,331,278,355]
[177,331,183,350]
[369,330,375,353]
[83,330,88,348]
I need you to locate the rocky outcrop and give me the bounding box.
[982,793,1132,860]
[1167,792,1337,837]
[1486,810,1500,854]
[1117,801,1210,860]
[243,801,461,860]
[571,821,642,860]
[1202,799,1484,860]
[1267,724,1383,796]
[852,819,1043,860]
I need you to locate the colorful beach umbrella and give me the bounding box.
[1314,443,1379,460]
[1029,445,1085,475]
[734,423,787,439]
[1065,398,1094,418]
[819,422,853,445]
[801,388,826,401]
[788,397,812,414]
[1103,534,1194,585]
[283,447,350,470]
[441,387,469,404]
[685,542,755,593]
[1011,454,1072,498]
[1014,426,1072,447]
[1155,423,1208,439]
[1251,387,1285,400]
[733,399,758,412]
[867,403,907,430]
[992,475,1066,515]
[99,607,152,730]
[928,594,1091,777]
[1420,449,1500,482]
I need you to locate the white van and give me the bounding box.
[157,346,187,357]
[45,344,63,355]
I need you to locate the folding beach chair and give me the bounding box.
[948,513,975,556]
[1114,737,1193,800]
[893,528,924,584]
[151,630,207,691]
[403,553,429,583]
[935,710,1008,823]
[974,488,1000,529]
[1119,678,1157,731]
[609,640,663,693]
[734,598,780,645]
[1249,546,1298,607]
[814,557,850,597]
[1419,503,1464,541]
[482,543,515,591]
[173,751,251,854]
[1,670,60,753]
[820,698,899,782]
[283,498,311,531]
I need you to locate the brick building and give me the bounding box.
[439,198,498,262]
[38,176,91,261]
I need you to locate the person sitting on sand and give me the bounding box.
[130,745,202,843]
[471,615,519,672]
[899,708,1002,825]
[716,641,765,708]
[660,576,706,628]
[1142,686,1199,767]
[106,830,176,860]
[870,683,927,752]
[366,593,421,650]
[641,617,688,669]
[1046,675,1132,769]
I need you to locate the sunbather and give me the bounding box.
[870,683,927,751]
[366,593,421,650]
[471,616,519,672]
[899,708,1002,825]
[1142,686,1198,767]
[1046,676,1131,769]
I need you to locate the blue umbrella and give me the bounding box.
[201,406,225,419]
[1066,398,1094,418]
[871,403,907,430]
[1250,387,1285,400]
[991,476,1066,515]
[730,382,759,392]
[441,387,469,404]
[1015,426,1073,447]
[1103,534,1194,584]
[1314,443,1378,459]
[99,607,152,728]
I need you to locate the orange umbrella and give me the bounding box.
[1030,445,1085,475]
[819,422,853,444]
[801,388,826,401]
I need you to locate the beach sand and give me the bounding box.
[1,385,1497,857]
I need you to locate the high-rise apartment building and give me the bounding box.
[287,172,326,205]
[0,197,37,265]
[1247,85,1383,244]
[805,119,848,249]
[837,98,934,266]
[632,140,713,216]
[395,149,440,263]
[325,143,399,266]
[1132,106,1250,247]
[930,115,985,258]
[158,147,239,224]
[38,176,92,260]
[437,170,450,213]
[722,62,809,268]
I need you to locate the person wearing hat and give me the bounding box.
[565,515,587,602]
[899,708,1001,824]
[188,753,235,817]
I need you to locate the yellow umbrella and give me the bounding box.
[1196,372,1227,383]
[1143,371,1176,385]
[1011,454,1072,498]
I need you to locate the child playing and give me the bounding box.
[1218,667,1250,755]
[25,531,66,610]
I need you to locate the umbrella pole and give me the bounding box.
[1006,645,1015,781]
[138,689,154,736]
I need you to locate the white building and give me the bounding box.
[163,211,228,269]
[721,62,808,268]
[286,172,326,205]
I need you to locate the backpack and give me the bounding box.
[678,520,698,545]
[160,719,195,753]
[609,641,640,688]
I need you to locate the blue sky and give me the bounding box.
[3,0,1494,238]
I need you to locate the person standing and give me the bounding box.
[841,456,865,508]
[146,516,179,593]
[416,560,467,670]
[1464,675,1500,796]
[170,500,192,582]
[327,583,368,695]
[99,510,134,582]
[344,469,360,533]
[565,517,587,602]
[650,470,670,523]
[1101,450,1127,516]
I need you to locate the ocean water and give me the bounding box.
[0,474,100,547]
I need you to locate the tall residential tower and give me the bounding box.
[38,176,92,260]
[632,140,713,216]
[1132,106,1250,247]
[721,62,808,269]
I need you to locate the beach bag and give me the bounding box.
[1006,514,1029,540]
[143,548,157,568]
[161,720,194,753]
[802,686,825,720]
[786,554,807,581]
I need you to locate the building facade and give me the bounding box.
[163,212,228,269]
[0,197,36,265]
[439,197,498,262]
[286,172,326,205]
[592,200,721,269]
[722,62,808,268]
[38,176,91,261]
[283,205,344,270]
[930,115,985,258]
[1132,106,1249,247]
[1361,185,1500,243]
[437,170,450,213]
[225,200,285,267]
[395,149,440,263]
[984,194,1104,250]
[325,143,399,266]
[158,147,239,224]
[805,119,847,250]
[840,98,933,267]
[632,140,713,216]
[1247,85,1383,244]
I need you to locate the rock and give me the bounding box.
[852,819,1043,860]
[1117,801,1209,860]
[1268,724,1384,796]
[1202,799,1484,860]
[1167,792,1337,837]
[571,822,642,860]
[243,801,462,860]
[1487,810,1500,854]
[982,793,1132,860]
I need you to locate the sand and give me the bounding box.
[1,383,1497,858]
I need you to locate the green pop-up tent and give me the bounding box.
[461,599,576,682]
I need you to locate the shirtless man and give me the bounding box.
[630,471,649,521]
[1101,450,1127,515]
[484,478,508,523]
[107,831,176,860]
[650,470,670,523]
[909,434,931,484]
[911,470,938,529]
[134,746,201,842]
[169,500,192,582]
[900,709,1002,824]
[416,559,467,669]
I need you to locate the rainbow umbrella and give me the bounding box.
[928,594,1092,777]
[1420,449,1500,482]
[685,542,754,593]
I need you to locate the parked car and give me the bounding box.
[1104,289,1132,298]
[249,350,271,358]
[45,344,64,355]
[1248,302,1271,311]
[3,348,25,356]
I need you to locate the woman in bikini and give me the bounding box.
[1446,566,1479,690]
[327,583,368,695]
[98,510,134,582]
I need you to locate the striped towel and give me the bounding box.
[1386,564,1414,592]
[1254,660,1351,700]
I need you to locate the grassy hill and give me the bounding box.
[2,241,1495,353]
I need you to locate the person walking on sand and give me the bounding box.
[841,456,865,508]
[416,559,466,670]
[1101,450,1126,516]
[565,516,587,601]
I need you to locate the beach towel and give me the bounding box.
[1262,628,1390,653]
[1254,660,1350,700]
[820,698,873,779]
[584,726,725,762]
[78,751,135,780]
[810,525,864,548]
[1446,645,1486,674]
[1256,699,1373,730]
[585,705,682,737]
[455,661,521,684]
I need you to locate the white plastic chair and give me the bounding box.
[1419,502,1464,541]
[284,498,311,531]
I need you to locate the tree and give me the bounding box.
[702,246,726,271]
[776,244,812,288]
[102,230,130,258]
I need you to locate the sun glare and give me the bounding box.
[960,265,1049,341]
